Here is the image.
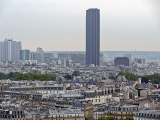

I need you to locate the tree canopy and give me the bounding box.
[109,72,160,84]
[109,72,138,81]
[14,72,56,81]
[64,74,72,80]
[141,73,160,84]
[0,72,56,81]
[117,72,138,81]
[125,117,134,120]
[97,117,115,120]
[72,70,80,77]
[0,72,9,80]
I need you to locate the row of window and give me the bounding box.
[10,87,63,91]
[135,113,160,118]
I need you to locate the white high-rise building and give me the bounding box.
[0,38,21,62]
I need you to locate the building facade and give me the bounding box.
[86,8,100,66]
[114,57,129,66]
[31,47,44,63]
[44,52,54,63]
[0,38,21,62]
[58,53,71,61]
[20,49,30,60]
[71,53,86,65]
[133,110,160,120]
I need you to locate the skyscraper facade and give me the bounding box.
[31,47,44,63]
[0,38,21,62]
[86,8,100,66]
[20,49,30,60]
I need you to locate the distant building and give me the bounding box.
[71,53,86,65]
[0,38,21,62]
[58,53,71,61]
[66,59,72,67]
[114,57,129,66]
[100,53,104,66]
[86,8,100,66]
[31,47,44,63]
[124,54,131,62]
[21,60,37,65]
[134,58,145,64]
[43,52,54,63]
[20,49,30,60]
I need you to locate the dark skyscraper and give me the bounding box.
[86,8,100,66]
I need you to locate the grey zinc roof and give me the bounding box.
[136,84,155,90]
[125,81,135,86]
[49,108,84,114]
[134,110,160,119]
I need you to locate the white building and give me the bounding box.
[0,38,21,62]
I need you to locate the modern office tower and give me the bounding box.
[114,57,129,66]
[43,52,54,63]
[30,52,34,60]
[124,54,131,63]
[86,8,100,66]
[30,48,54,64]
[31,47,44,63]
[0,38,21,62]
[0,41,5,62]
[20,50,30,60]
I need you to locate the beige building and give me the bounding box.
[133,110,160,120]
[105,104,138,120]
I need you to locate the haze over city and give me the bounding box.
[0,0,160,51]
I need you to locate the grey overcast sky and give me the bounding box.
[0,0,160,51]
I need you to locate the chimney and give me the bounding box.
[2,83,4,91]
[138,78,141,84]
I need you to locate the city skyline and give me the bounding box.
[0,0,160,51]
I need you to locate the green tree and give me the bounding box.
[8,72,20,79]
[108,76,116,80]
[22,73,30,80]
[13,72,56,81]
[72,70,80,77]
[39,74,48,81]
[117,72,138,81]
[64,74,72,80]
[49,74,56,81]
[125,116,134,120]
[141,73,160,84]
[0,72,9,79]
[15,74,23,80]
[98,117,115,120]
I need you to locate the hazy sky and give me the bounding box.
[0,0,160,51]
